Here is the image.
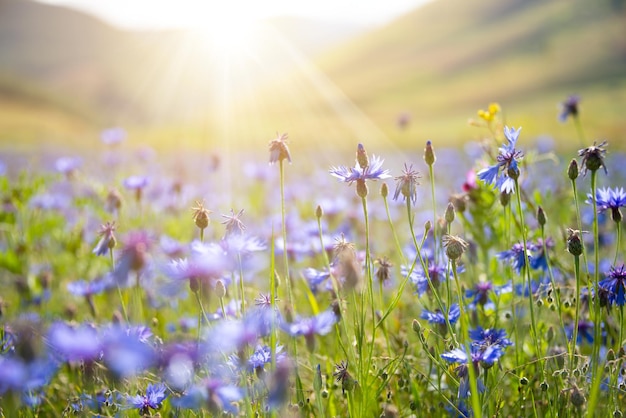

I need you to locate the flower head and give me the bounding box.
[268,132,291,164]
[599,264,626,306]
[477,126,524,193]
[330,154,391,185]
[93,221,117,256]
[393,163,420,204]
[221,209,246,236]
[420,304,460,325]
[191,200,212,231]
[498,243,531,274]
[578,141,608,176]
[587,187,626,223]
[127,383,168,415]
[558,95,580,122]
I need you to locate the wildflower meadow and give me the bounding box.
[1,100,626,418]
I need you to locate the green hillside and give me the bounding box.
[314,0,626,146]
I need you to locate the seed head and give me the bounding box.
[578,141,608,176]
[442,235,469,261]
[191,200,212,230]
[268,132,291,164]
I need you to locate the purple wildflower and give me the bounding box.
[100,127,127,145]
[420,304,460,325]
[393,163,420,204]
[55,157,82,177]
[47,322,101,362]
[283,310,338,351]
[330,154,391,185]
[587,187,626,223]
[172,378,242,414]
[127,383,168,415]
[93,221,117,256]
[114,231,153,285]
[477,126,524,193]
[498,242,532,274]
[465,281,512,310]
[440,346,486,399]
[599,264,626,306]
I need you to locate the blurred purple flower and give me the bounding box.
[498,243,532,274]
[55,157,82,177]
[47,322,101,362]
[558,95,579,122]
[599,264,626,306]
[100,127,127,145]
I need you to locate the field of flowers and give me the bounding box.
[0,99,625,417]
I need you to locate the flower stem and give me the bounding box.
[571,254,581,370]
[279,160,294,310]
[429,163,438,259]
[590,170,602,381]
[514,180,542,362]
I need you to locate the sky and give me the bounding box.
[36,0,432,30]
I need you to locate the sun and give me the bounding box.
[185,3,262,59]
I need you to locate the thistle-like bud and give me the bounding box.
[315,205,323,219]
[568,159,579,181]
[444,202,455,224]
[423,141,436,166]
[566,228,583,257]
[380,182,389,198]
[356,179,368,198]
[611,207,623,223]
[215,280,226,299]
[356,143,369,169]
[537,206,547,227]
[191,200,211,230]
[442,235,469,261]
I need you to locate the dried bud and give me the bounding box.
[567,159,579,181]
[442,235,469,261]
[444,202,455,224]
[423,141,436,166]
[356,179,368,198]
[566,228,583,257]
[191,200,211,230]
[380,182,389,198]
[356,143,369,169]
[449,194,467,213]
[570,386,586,407]
[315,205,323,219]
[537,206,547,227]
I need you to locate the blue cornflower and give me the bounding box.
[247,345,285,372]
[283,309,338,351]
[599,264,626,306]
[469,327,513,358]
[587,187,626,223]
[404,262,461,297]
[566,320,594,344]
[55,156,82,177]
[440,346,486,399]
[127,383,168,415]
[420,304,460,326]
[101,325,156,378]
[172,378,242,414]
[47,322,101,362]
[465,281,512,310]
[393,163,420,204]
[67,274,114,297]
[330,154,391,184]
[302,267,332,294]
[93,221,117,256]
[558,95,580,122]
[529,238,554,271]
[498,243,532,274]
[477,126,524,193]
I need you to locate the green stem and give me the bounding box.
[382,193,406,264]
[514,180,542,362]
[429,164,438,259]
[571,255,581,370]
[614,221,621,266]
[279,159,294,309]
[452,260,482,418]
[590,170,602,379]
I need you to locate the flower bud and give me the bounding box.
[424,220,432,234]
[380,182,389,198]
[315,205,323,219]
[356,143,369,169]
[500,192,510,207]
[215,280,226,299]
[423,141,436,166]
[412,319,421,334]
[537,206,547,227]
[568,159,579,181]
[444,202,455,224]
